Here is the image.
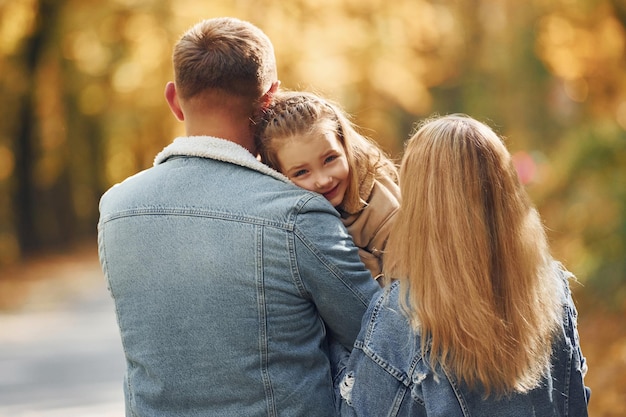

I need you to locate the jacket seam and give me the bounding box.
[256,225,278,416]
[99,208,295,230]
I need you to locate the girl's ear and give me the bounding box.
[260,81,280,109]
[165,82,185,121]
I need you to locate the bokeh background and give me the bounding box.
[0,0,624,415]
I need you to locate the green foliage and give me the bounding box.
[549,123,626,306]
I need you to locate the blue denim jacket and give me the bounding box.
[98,136,381,417]
[339,265,590,417]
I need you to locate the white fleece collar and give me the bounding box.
[154,136,289,183]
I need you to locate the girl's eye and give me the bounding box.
[324,155,338,164]
[293,169,308,178]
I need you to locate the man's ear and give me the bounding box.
[260,81,280,109]
[165,82,185,121]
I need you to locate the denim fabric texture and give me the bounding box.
[98,136,381,417]
[339,264,590,417]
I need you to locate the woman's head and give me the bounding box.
[386,114,561,396]
[388,115,530,291]
[399,114,526,241]
[257,91,394,211]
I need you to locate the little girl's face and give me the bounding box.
[276,130,350,207]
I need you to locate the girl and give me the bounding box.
[338,114,590,416]
[257,91,400,280]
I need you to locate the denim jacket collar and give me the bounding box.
[153,135,290,183]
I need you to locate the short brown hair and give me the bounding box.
[172,17,277,101]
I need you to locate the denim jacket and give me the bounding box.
[339,264,590,417]
[98,136,381,417]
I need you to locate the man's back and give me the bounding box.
[98,137,379,416]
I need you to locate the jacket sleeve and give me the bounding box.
[345,177,401,280]
[338,285,426,417]
[293,196,382,349]
[560,267,592,413]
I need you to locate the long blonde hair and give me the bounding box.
[256,90,397,213]
[385,114,563,396]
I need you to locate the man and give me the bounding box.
[97,17,380,416]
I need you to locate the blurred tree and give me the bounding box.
[0,0,625,307]
[531,0,626,305]
[3,0,69,255]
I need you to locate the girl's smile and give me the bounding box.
[276,130,350,208]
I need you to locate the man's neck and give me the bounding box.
[184,111,256,154]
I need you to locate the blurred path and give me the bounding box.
[0,244,125,417]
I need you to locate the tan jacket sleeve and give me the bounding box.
[342,176,401,281]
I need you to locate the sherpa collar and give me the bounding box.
[154,136,289,183]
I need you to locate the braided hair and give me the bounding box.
[256,90,397,213]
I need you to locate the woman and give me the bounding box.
[338,114,590,416]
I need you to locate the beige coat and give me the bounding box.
[340,174,400,281]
